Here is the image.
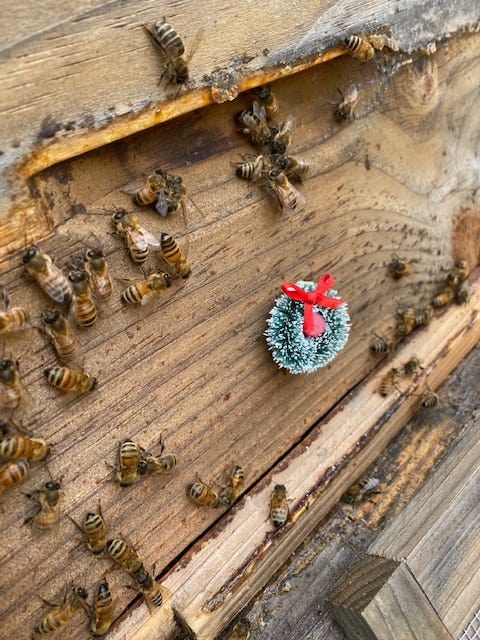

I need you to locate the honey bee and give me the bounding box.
[106,538,143,573]
[379,367,400,396]
[145,19,189,85]
[432,287,455,308]
[120,271,172,305]
[0,290,30,334]
[134,172,167,207]
[445,270,460,288]
[68,270,98,328]
[421,390,438,408]
[69,502,107,554]
[154,171,187,217]
[187,478,221,508]
[454,259,470,282]
[414,305,433,327]
[403,357,422,377]
[23,247,72,304]
[219,465,245,506]
[116,440,141,486]
[0,358,28,410]
[139,437,178,476]
[238,107,273,148]
[84,248,113,301]
[341,477,380,504]
[388,257,412,279]
[235,155,268,181]
[267,170,305,213]
[231,621,251,640]
[0,457,30,494]
[344,35,375,61]
[255,85,279,121]
[44,366,97,393]
[270,114,294,155]
[160,232,191,279]
[370,334,394,354]
[281,156,309,182]
[396,308,416,337]
[91,581,113,637]
[335,85,358,121]
[33,586,88,635]
[456,286,470,304]
[270,484,289,528]
[133,567,168,610]
[27,480,62,532]
[111,210,160,265]
[41,309,82,366]
[0,435,49,462]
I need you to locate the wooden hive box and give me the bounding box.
[0,2,479,639]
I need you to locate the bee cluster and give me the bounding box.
[372,258,472,402]
[234,87,308,214]
[0,164,193,635]
[187,464,245,508]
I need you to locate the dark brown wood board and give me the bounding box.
[0,13,478,640]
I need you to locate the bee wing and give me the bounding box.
[275,182,306,213]
[19,380,37,412]
[279,114,295,135]
[252,157,266,181]
[40,262,71,303]
[360,477,380,494]
[155,194,169,217]
[252,100,268,124]
[140,292,157,306]
[139,227,160,248]
[184,27,204,66]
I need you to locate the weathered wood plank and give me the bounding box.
[0,31,478,640]
[327,391,480,639]
[0,0,479,224]
[368,410,480,637]
[329,558,453,640]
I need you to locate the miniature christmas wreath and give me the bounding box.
[265,274,350,374]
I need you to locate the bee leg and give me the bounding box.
[66,513,83,532]
[10,417,33,435]
[37,596,61,607]
[157,434,165,456]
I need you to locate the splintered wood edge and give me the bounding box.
[149,272,480,640]
[17,47,345,181]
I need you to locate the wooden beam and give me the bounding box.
[368,413,480,637]
[329,557,453,640]
[328,396,480,639]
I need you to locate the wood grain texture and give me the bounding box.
[0,32,479,640]
[369,410,480,637]
[218,345,480,640]
[163,274,480,640]
[327,390,480,640]
[329,558,453,640]
[0,0,479,226]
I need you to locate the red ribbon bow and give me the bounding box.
[281,274,344,337]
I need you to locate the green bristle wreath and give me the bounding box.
[265,279,350,374]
